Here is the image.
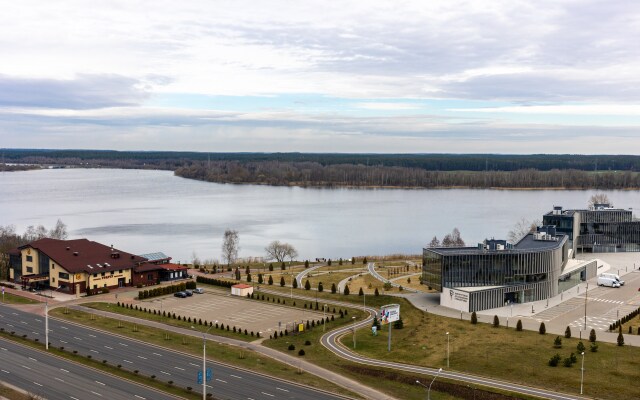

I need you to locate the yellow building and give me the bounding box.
[9,238,146,295]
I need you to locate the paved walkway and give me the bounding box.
[296,264,325,287]
[367,263,418,293]
[336,272,368,293]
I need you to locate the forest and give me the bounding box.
[3,149,640,189]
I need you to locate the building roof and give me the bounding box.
[134,262,187,273]
[138,252,170,262]
[232,284,252,289]
[426,233,566,255]
[19,238,146,274]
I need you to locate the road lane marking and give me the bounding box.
[134,396,146,399]
[6,324,13,327]
[61,326,68,329]
[189,362,199,367]
[119,342,128,346]
[60,368,69,373]
[95,381,105,386]
[160,371,171,375]
[90,350,99,353]
[90,391,102,397]
[33,382,42,386]
[230,374,242,379]
[152,352,162,356]
[174,366,184,371]
[34,319,41,322]
[73,337,82,340]
[55,377,64,382]
[261,392,274,397]
[20,321,27,324]
[123,359,133,363]
[88,334,96,337]
[0,347,7,351]
[28,357,37,361]
[70,397,79,400]
[32,332,39,335]
[11,312,17,315]
[1,369,9,373]
[137,356,147,359]
[215,378,227,383]
[21,365,31,370]
[276,387,289,392]
[104,346,113,350]
[60,340,67,343]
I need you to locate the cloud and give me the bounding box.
[0,74,150,109]
[353,102,421,110]
[449,104,640,116]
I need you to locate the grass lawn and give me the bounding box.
[342,297,640,400]
[49,305,361,398]
[0,292,41,305]
[620,312,640,335]
[0,383,31,400]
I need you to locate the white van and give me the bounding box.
[600,273,624,286]
[597,276,620,288]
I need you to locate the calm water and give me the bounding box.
[2,168,640,263]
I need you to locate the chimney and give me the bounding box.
[66,247,70,251]
[73,252,79,256]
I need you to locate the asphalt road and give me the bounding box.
[0,304,346,400]
[0,337,179,400]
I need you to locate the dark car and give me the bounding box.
[174,291,187,298]
[185,289,193,296]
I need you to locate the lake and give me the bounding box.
[2,168,640,263]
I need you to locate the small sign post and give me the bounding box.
[380,304,400,352]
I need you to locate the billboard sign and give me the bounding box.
[380,304,400,325]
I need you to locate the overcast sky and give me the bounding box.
[1,0,639,154]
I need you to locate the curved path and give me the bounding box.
[320,318,585,400]
[367,263,418,293]
[296,264,326,287]
[337,272,369,294]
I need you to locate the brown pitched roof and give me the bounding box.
[134,262,187,273]
[19,238,146,274]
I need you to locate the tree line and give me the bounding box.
[174,161,640,189]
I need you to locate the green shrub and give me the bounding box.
[471,312,477,324]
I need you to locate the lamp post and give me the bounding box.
[352,316,357,349]
[194,321,216,400]
[580,351,585,395]
[416,368,443,400]
[446,332,450,368]
[583,282,588,330]
[45,285,63,350]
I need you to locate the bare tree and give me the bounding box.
[23,225,48,242]
[507,217,540,244]
[285,244,298,266]
[265,240,289,262]
[48,219,68,240]
[221,229,239,267]
[588,193,612,209]
[428,236,440,247]
[441,228,465,247]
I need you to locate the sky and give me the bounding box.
[1,0,639,154]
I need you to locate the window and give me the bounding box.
[26,267,33,273]
[101,272,105,277]
[59,272,69,280]
[119,269,123,273]
[26,255,33,262]
[93,284,97,289]
[52,277,56,282]
[103,284,107,288]
[147,273,153,281]
[110,271,114,275]
[51,264,55,269]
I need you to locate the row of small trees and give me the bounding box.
[609,307,640,331]
[138,281,195,299]
[195,276,235,288]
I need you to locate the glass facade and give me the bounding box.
[423,235,568,308]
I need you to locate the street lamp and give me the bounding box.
[352,316,357,349]
[45,285,63,350]
[416,368,443,400]
[584,282,588,330]
[580,351,585,395]
[446,332,450,368]
[193,321,217,400]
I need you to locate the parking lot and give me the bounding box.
[139,289,326,335]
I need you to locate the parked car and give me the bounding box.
[174,291,188,298]
[193,288,204,294]
[185,289,193,296]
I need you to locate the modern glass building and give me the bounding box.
[543,204,640,253]
[423,229,597,312]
